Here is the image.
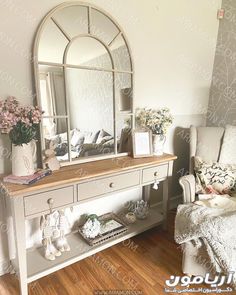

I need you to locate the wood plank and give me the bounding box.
[0,154,177,197]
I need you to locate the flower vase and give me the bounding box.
[12,141,37,176]
[152,134,166,156]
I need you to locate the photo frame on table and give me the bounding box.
[132,129,153,158]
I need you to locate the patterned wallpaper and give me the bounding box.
[208,0,236,126]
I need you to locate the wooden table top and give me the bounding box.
[0,154,177,197]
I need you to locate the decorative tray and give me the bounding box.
[78,212,128,246]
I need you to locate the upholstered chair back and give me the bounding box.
[189,126,225,174]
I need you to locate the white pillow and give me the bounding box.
[59,130,74,143]
[59,131,68,143]
[219,125,236,164]
[71,129,84,146]
[84,131,100,144]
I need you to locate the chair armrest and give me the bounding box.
[179,175,196,203]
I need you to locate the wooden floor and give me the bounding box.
[0,211,233,295]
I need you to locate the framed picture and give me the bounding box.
[132,129,153,158]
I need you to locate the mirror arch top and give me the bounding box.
[35,2,133,72]
[64,35,114,70]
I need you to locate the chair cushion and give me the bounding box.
[219,125,236,164]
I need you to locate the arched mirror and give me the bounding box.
[34,2,134,165]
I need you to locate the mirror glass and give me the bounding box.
[91,9,119,45]
[42,117,69,162]
[53,6,89,37]
[38,19,69,63]
[115,73,132,112]
[35,4,133,164]
[117,114,132,153]
[66,37,112,69]
[38,65,66,116]
[110,34,132,72]
[66,68,114,159]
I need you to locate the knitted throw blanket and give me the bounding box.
[175,204,236,288]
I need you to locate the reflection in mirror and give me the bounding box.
[66,37,112,69]
[66,68,114,159]
[115,73,132,112]
[117,115,132,154]
[110,34,132,72]
[42,118,69,162]
[38,65,66,116]
[91,9,120,45]
[38,19,69,63]
[35,3,133,164]
[53,6,89,38]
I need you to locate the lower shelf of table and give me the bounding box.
[25,207,163,283]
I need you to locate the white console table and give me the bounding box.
[0,154,176,295]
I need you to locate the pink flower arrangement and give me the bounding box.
[0,97,43,145]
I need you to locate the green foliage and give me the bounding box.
[9,122,39,146]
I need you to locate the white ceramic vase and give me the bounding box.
[12,141,37,176]
[152,134,166,156]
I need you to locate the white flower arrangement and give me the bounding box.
[82,214,101,239]
[135,107,173,135]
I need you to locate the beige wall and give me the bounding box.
[0,0,221,274]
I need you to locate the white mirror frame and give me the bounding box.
[33,1,134,167]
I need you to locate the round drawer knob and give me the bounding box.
[109,182,115,188]
[47,198,54,206]
[154,172,159,177]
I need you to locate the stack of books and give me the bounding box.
[3,169,52,185]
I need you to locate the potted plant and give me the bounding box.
[135,107,173,155]
[0,96,43,176]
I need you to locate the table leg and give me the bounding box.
[12,197,28,295]
[163,161,173,230]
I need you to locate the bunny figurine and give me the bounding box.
[40,213,61,261]
[55,210,71,252]
[44,142,60,171]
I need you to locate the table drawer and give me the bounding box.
[24,186,74,216]
[78,171,140,201]
[142,164,168,184]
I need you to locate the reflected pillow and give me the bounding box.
[99,136,113,145]
[59,130,74,143]
[103,138,114,147]
[194,157,236,195]
[83,130,100,144]
[96,129,111,144]
[71,129,84,146]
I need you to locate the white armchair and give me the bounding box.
[179,125,225,276]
